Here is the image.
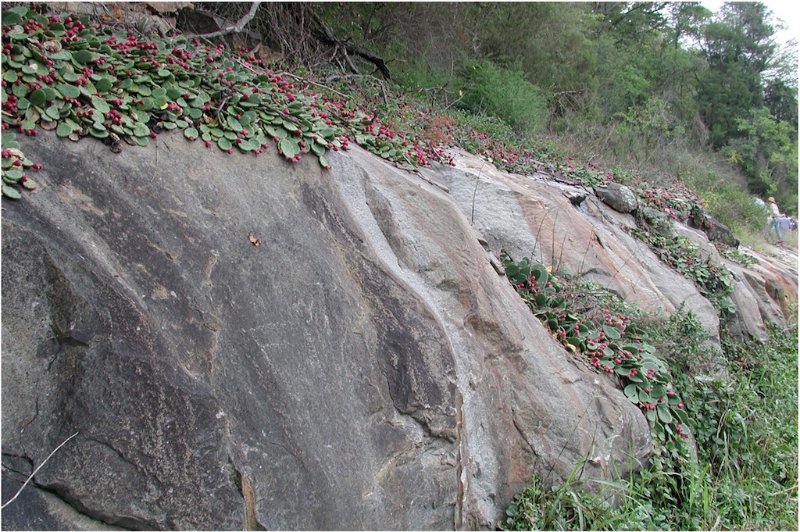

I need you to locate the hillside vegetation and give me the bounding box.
[203,2,798,233]
[1,2,797,530]
[4,2,798,234]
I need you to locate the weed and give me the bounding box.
[629,228,733,300]
[502,310,798,530]
[719,245,759,267]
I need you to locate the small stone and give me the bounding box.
[596,183,638,213]
[563,189,587,206]
[488,253,506,275]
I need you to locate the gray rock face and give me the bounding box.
[595,183,638,213]
[726,266,770,342]
[2,134,651,529]
[672,222,795,341]
[423,151,720,342]
[423,148,794,363]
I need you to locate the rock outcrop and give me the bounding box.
[1,133,794,529]
[423,149,795,346]
[689,212,740,248]
[2,133,650,530]
[424,150,722,341]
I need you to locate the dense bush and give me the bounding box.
[455,60,547,136]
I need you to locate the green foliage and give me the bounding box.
[502,465,629,531]
[720,246,759,267]
[682,170,772,242]
[698,3,778,148]
[638,180,704,224]
[456,60,547,135]
[0,7,347,169]
[648,317,799,530]
[392,53,454,95]
[448,110,516,143]
[630,229,733,299]
[613,96,687,163]
[725,107,798,214]
[502,253,691,448]
[502,454,703,531]
[630,179,738,300]
[559,159,610,187]
[1,132,41,197]
[0,5,458,188]
[480,3,598,102]
[503,313,798,531]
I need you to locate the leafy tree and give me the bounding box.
[697,2,778,147]
[479,3,598,98]
[725,107,798,213]
[667,2,712,46]
[764,78,799,128]
[591,2,671,42]
[763,42,799,128]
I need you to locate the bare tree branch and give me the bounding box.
[190,2,261,39]
[307,8,391,79]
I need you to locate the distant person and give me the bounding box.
[754,196,766,208]
[777,215,794,237]
[767,197,786,245]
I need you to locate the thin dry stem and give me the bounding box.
[471,162,486,225]
[2,432,79,510]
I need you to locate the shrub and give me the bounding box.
[683,172,771,241]
[456,59,547,135]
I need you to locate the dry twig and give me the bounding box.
[279,72,349,100]
[1,432,79,510]
[324,74,389,105]
[471,162,486,225]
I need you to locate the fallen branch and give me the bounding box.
[278,72,349,100]
[307,9,391,79]
[2,432,79,510]
[324,74,388,105]
[344,44,391,79]
[441,94,464,113]
[190,2,261,39]
[341,48,361,76]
